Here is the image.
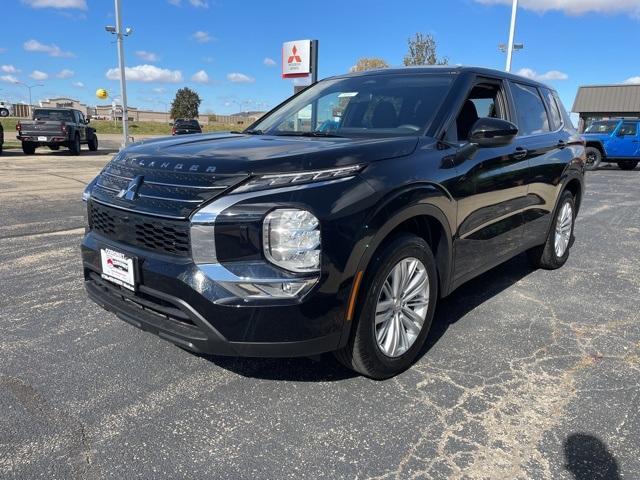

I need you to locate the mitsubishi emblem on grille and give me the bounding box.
[117,175,144,201]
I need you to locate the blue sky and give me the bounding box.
[1,0,640,116]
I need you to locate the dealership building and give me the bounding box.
[572,84,640,132]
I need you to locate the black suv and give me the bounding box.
[81,67,585,379]
[171,118,202,135]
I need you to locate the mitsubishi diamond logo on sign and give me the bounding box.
[282,40,312,78]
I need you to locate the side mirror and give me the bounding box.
[85,118,90,124]
[469,118,518,148]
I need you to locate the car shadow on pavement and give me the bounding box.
[0,148,118,157]
[419,252,535,359]
[564,433,621,480]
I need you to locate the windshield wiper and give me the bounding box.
[274,131,344,138]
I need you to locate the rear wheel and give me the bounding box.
[584,146,602,171]
[0,108,9,117]
[618,160,638,171]
[88,134,98,152]
[22,142,36,155]
[69,134,81,156]
[527,190,575,270]
[334,234,438,379]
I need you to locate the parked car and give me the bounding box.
[583,119,639,170]
[0,101,12,117]
[171,119,202,135]
[16,107,98,155]
[81,66,585,379]
[0,122,4,155]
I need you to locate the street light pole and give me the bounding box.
[14,82,43,116]
[114,0,130,148]
[505,0,519,72]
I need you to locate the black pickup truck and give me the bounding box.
[17,107,98,155]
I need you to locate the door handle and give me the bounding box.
[513,147,528,160]
[557,140,567,149]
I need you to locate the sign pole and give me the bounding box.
[311,40,319,84]
[505,0,518,72]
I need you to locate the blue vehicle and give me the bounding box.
[583,119,640,170]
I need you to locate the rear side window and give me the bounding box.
[510,82,550,136]
[619,122,637,136]
[542,89,562,130]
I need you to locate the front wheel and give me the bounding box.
[584,147,602,171]
[334,234,438,379]
[22,142,36,155]
[618,160,638,171]
[527,190,575,270]
[0,108,9,117]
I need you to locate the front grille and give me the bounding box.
[89,201,191,256]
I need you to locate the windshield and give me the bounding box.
[585,121,618,134]
[33,109,74,122]
[251,73,454,137]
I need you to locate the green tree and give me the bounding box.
[350,57,390,72]
[170,87,202,119]
[403,33,448,66]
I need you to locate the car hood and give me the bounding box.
[90,133,419,219]
[119,132,419,175]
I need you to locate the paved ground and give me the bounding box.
[1,149,638,480]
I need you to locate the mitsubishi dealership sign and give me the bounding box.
[282,39,317,80]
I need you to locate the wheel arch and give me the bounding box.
[585,140,605,158]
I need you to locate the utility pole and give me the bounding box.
[505,0,519,72]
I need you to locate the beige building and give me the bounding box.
[39,97,89,116]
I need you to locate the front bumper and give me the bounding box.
[81,231,344,357]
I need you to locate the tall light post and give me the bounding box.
[14,81,43,116]
[105,0,133,149]
[505,0,519,72]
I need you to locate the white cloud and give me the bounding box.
[167,0,180,5]
[135,50,159,62]
[152,87,167,93]
[56,68,74,78]
[516,68,568,81]
[29,70,48,80]
[1,75,19,83]
[21,0,87,9]
[475,0,640,16]
[72,81,84,88]
[1,65,20,74]
[263,57,276,67]
[106,64,183,83]
[191,70,210,83]
[192,31,213,43]
[227,72,255,83]
[23,39,74,58]
[0,48,6,53]
[623,76,640,84]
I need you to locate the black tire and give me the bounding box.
[618,160,638,171]
[69,134,81,156]
[334,234,438,380]
[527,190,576,270]
[0,143,3,155]
[88,134,98,152]
[0,108,9,117]
[49,145,60,151]
[584,146,602,171]
[22,142,36,155]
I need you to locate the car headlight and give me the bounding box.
[233,165,362,193]
[263,209,321,273]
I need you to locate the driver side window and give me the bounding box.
[452,82,506,142]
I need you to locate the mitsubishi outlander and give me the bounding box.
[81,67,585,379]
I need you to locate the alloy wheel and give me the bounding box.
[375,257,430,358]
[554,202,573,257]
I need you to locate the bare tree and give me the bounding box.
[350,57,390,72]
[403,33,448,66]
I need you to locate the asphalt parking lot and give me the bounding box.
[1,148,638,480]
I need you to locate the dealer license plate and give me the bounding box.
[37,136,47,142]
[100,248,136,291]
